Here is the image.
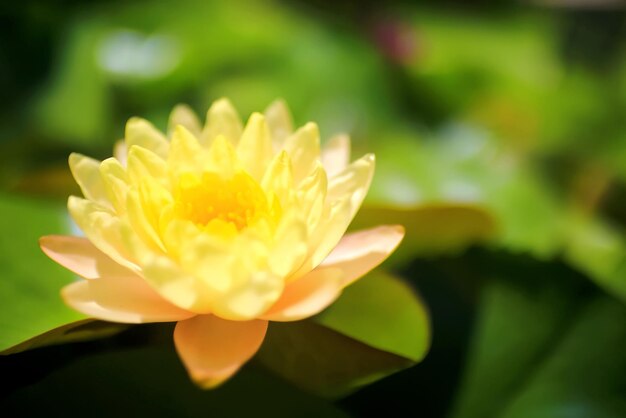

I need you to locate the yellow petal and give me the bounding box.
[147,224,276,319]
[320,225,405,287]
[174,315,267,389]
[327,153,375,218]
[62,275,195,323]
[261,151,294,208]
[135,175,173,244]
[141,255,215,313]
[126,145,168,186]
[39,235,135,280]
[173,227,237,294]
[208,266,284,321]
[202,98,243,145]
[269,212,308,278]
[295,154,376,274]
[168,125,204,173]
[296,162,328,233]
[125,117,170,158]
[264,99,293,149]
[321,134,351,178]
[99,157,129,215]
[207,135,239,177]
[168,104,202,138]
[282,122,320,183]
[126,190,166,252]
[68,153,109,205]
[237,113,273,180]
[114,140,128,166]
[261,267,343,322]
[298,197,351,274]
[67,196,147,271]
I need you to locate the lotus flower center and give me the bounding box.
[174,171,270,232]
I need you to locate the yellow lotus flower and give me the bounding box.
[40,99,404,388]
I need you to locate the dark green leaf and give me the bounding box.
[314,271,430,361]
[257,320,413,398]
[0,194,123,353]
[257,272,430,397]
[2,344,350,418]
[500,297,626,418]
[450,255,626,418]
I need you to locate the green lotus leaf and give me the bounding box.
[257,272,431,397]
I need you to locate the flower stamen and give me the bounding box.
[174,171,272,234]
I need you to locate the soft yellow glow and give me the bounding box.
[63,99,376,320]
[42,98,407,390]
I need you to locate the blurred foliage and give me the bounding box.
[1,0,626,417]
[2,341,351,418]
[258,272,430,397]
[0,194,86,351]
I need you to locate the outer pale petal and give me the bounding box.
[168,104,202,138]
[282,122,321,183]
[125,117,170,158]
[269,212,308,278]
[99,157,129,215]
[237,113,273,180]
[320,225,405,287]
[202,98,243,145]
[264,99,293,148]
[209,269,284,321]
[126,190,166,252]
[126,145,168,186]
[174,315,268,388]
[327,153,375,218]
[261,267,343,322]
[168,125,204,173]
[261,151,294,209]
[141,255,216,313]
[208,135,239,177]
[114,140,128,166]
[68,196,144,271]
[68,153,109,205]
[321,134,351,178]
[40,235,136,280]
[62,274,195,323]
[307,154,376,269]
[67,196,133,270]
[296,162,327,233]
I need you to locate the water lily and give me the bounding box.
[40,99,404,388]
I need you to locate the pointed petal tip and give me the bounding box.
[208,98,237,115]
[67,195,81,208]
[39,234,54,247]
[189,367,240,390]
[302,121,320,135]
[267,98,287,107]
[174,123,191,136]
[39,235,60,260]
[124,116,148,134]
[172,103,194,113]
[68,152,83,166]
[174,316,268,389]
[318,224,407,289]
[246,111,266,124]
[390,223,406,236]
[214,97,233,105]
[261,267,344,322]
[264,98,290,115]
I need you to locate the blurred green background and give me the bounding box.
[1,0,626,417]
